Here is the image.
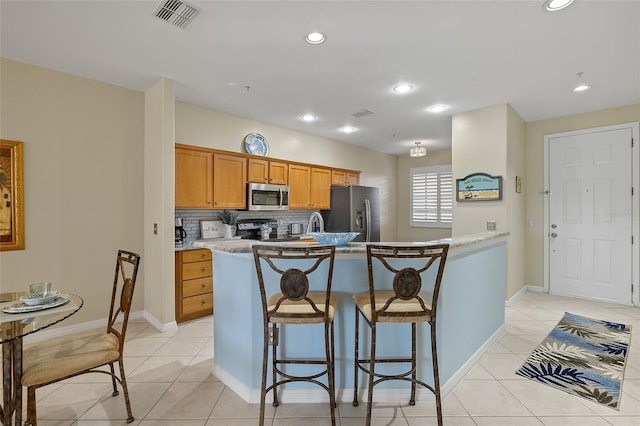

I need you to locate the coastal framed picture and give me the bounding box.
[456,172,502,202]
[0,140,25,251]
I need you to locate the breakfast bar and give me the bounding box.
[193,232,508,404]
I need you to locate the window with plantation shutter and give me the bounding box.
[410,165,453,228]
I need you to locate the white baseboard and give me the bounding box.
[212,323,506,404]
[143,310,178,333]
[504,285,546,307]
[23,309,175,344]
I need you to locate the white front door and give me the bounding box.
[548,127,633,304]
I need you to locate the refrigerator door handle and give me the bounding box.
[364,199,371,242]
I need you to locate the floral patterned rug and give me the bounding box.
[516,312,632,410]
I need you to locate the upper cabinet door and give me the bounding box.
[247,158,269,183]
[213,153,247,209]
[288,164,311,209]
[347,172,360,185]
[268,161,289,185]
[310,167,331,209]
[176,148,213,208]
[331,170,347,185]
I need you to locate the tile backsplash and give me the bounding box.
[175,209,319,242]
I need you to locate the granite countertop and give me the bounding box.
[190,232,509,256]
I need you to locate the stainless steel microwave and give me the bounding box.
[247,183,290,211]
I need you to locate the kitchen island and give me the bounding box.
[193,232,508,404]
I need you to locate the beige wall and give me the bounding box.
[452,104,527,299]
[506,106,527,299]
[144,79,176,326]
[452,105,508,236]
[525,103,640,288]
[0,58,145,325]
[175,102,399,241]
[396,148,453,242]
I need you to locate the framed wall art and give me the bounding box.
[0,140,25,251]
[456,172,502,202]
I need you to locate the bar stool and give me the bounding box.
[352,243,449,426]
[252,244,337,426]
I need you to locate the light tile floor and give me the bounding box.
[18,291,640,425]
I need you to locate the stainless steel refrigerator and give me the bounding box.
[321,185,380,242]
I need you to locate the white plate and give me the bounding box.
[3,295,70,314]
[19,291,60,306]
[244,133,269,156]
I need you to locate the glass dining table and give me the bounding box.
[0,292,83,426]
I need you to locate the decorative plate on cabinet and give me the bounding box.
[244,133,269,156]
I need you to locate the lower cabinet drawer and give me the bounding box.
[182,260,212,280]
[183,277,213,298]
[182,293,213,316]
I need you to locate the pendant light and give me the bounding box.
[410,142,427,158]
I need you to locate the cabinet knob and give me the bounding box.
[201,268,206,272]
[201,300,206,305]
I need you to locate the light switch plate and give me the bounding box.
[487,220,497,231]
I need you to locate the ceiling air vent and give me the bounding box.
[351,109,375,118]
[154,0,199,29]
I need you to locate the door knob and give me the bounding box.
[550,232,557,238]
[551,224,557,229]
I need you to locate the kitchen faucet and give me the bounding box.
[306,211,325,234]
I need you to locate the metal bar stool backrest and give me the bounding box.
[366,243,449,322]
[253,244,336,323]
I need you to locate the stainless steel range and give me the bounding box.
[236,219,300,241]
[236,219,278,240]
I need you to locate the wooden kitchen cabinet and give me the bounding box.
[247,158,289,185]
[175,248,213,322]
[213,153,247,209]
[289,164,331,209]
[175,147,213,208]
[331,169,360,186]
[288,164,311,209]
[310,167,331,209]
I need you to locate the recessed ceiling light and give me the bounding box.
[305,32,326,44]
[340,126,356,134]
[544,0,574,11]
[427,104,448,113]
[301,114,317,122]
[393,84,413,94]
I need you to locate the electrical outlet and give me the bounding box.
[487,220,497,231]
[268,326,278,346]
[153,223,158,235]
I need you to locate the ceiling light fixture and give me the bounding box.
[427,104,448,113]
[410,142,427,158]
[543,0,574,12]
[573,72,591,92]
[340,126,356,134]
[301,114,316,122]
[305,32,326,44]
[393,84,413,94]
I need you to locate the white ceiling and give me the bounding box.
[1,0,639,155]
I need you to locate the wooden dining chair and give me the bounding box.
[21,250,141,426]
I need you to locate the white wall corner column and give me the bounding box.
[452,104,527,299]
[144,78,176,327]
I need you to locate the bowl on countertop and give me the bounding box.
[307,232,359,247]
